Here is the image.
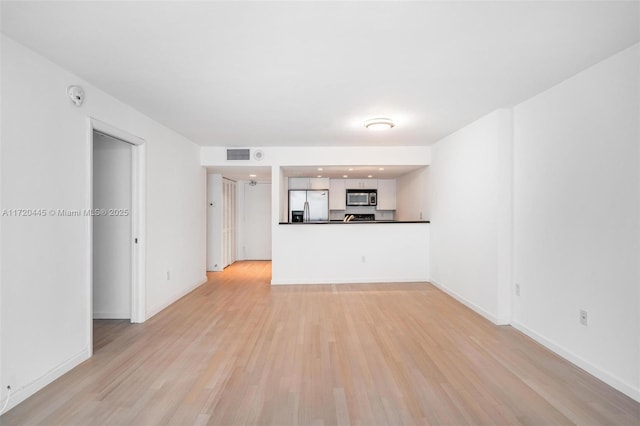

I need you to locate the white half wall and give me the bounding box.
[512,43,639,401]
[429,109,513,325]
[272,223,429,284]
[0,35,206,412]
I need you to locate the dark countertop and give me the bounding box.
[279,220,430,225]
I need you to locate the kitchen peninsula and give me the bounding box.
[272,220,429,284]
[271,174,430,284]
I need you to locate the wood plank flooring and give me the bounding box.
[2,261,639,425]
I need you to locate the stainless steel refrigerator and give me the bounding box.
[289,190,329,222]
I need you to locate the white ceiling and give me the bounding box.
[2,1,639,148]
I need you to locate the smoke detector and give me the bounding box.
[67,85,85,107]
[253,149,264,161]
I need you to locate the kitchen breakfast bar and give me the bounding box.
[271,221,430,285]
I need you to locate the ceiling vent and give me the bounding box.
[226,148,251,161]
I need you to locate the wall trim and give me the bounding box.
[2,348,90,414]
[271,277,430,285]
[92,312,131,320]
[512,321,640,403]
[429,278,509,325]
[145,277,208,320]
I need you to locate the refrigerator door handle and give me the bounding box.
[303,200,309,222]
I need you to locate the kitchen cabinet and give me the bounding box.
[289,177,330,190]
[376,179,396,210]
[345,179,378,189]
[329,179,346,210]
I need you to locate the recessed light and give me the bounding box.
[348,168,354,171]
[343,175,348,178]
[317,175,322,178]
[317,167,323,171]
[364,118,395,130]
[379,167,385,171]
[249,174,257,178]
[368,175,373,178]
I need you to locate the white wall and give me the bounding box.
[512,44,639,400]
[206,174,223,271]
[0,35,206,411]
[429,109,513,325]
[202,146,431,168]
[396,166,430,221]
[93,133,132,319]
[238,181,272,260]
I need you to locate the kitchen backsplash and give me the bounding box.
[329,207,395,221]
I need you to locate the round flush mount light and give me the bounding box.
[364,117,395,130]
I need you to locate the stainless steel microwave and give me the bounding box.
[346,189,377,206]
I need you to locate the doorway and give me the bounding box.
[89,119,146,355]
[92,132,132,320]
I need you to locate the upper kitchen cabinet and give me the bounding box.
[329,179,346,210]
[289,177,330,190]
[376,179,397,210]
[345,179,378,189]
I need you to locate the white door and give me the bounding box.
[93,132,132,319]
[243,182,272,260]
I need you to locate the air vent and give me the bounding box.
[226,149,250,161]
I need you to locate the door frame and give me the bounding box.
[88,118,146,353]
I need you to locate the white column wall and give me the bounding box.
[429,109,513,325]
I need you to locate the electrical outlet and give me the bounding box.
[515,283,520,296]
[166,270,171,280]
[579,309,588,326]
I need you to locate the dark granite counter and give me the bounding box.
[278,220,430,224]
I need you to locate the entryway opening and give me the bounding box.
[206,169,272,281]
[90,119,146,354]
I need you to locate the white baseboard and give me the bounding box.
[145,276,208,320]
[429,279,639,402]
[1,347,90,414]
[429,278,508,325]
[270,277,429,285]
[512,321,640,403]
[92,312,130,319]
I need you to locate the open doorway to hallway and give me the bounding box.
[206,173,272,280]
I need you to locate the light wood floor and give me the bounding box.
[2,261,639,425]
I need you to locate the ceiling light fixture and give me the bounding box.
[249,174,257,178]
[364,118,395,130]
